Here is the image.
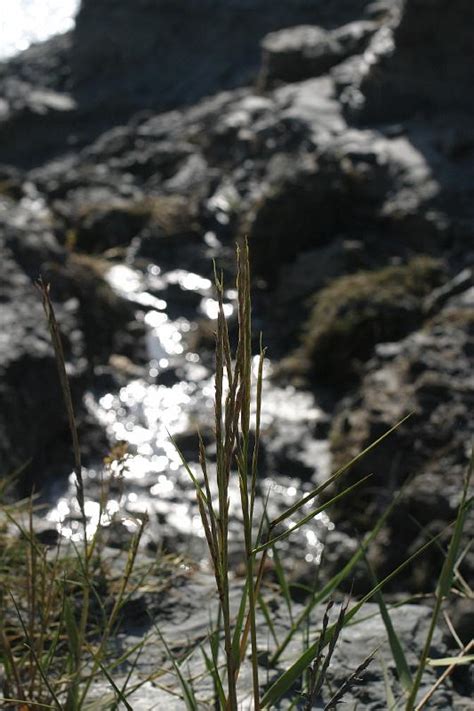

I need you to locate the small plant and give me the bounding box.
[0,284,154,710]
[168,241,473,708]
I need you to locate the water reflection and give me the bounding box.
[47,263,331,571]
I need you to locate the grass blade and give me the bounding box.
[254,473,374,554]
[154,625,198,711]
[363,550,412,691]
[269,414,412,530]
[406,448,473,709]
[262,528,445,707]
[270,479,409,666]
[9,592,63,710]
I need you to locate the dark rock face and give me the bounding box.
[0,0,370,167]
[327,280,474,589]
[0,210,84,486]
[259,20,377,88]
[343,0,474,121]
[72,0,371,101]
[0,196,139,489]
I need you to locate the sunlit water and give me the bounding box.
[0,0,79,59]
[47,260,333,572]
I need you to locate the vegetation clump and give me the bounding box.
[71,195,200,255]
[296,256,444,383]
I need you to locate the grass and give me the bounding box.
[0,243,472,709]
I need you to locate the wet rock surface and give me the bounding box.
[76,554,470,709]
[0,0,473,704]
[327,282,474,590]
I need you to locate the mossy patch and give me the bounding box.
[294,256,445,383]
[73,195,199,254]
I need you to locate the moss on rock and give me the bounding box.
[295,256,444,383]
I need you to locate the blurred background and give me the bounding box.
[0,0,473,600]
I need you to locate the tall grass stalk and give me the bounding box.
[37,279,91,708]
[178,241,426,708]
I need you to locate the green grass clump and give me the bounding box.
[0,245,471,709]
[293,255,444,382]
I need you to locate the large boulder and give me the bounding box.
[246,121,450,284]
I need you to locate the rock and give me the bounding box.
[0,247,85,490]
[343,0,474,122]
[326,287,474,589]
[85,565,472,709]
[260,26,344,87]
[43,253,141,366]
[0,0,372,167]
[246,116,453,284]
[130,195,205,269]
[268,237,390,354]
[288,256,444,384]
[71,0,370,109]
[259,20,377,88]
[447,598,474,647]
[0,165,24,200]
[72,199,150,253]
[0,198,143,491]
[425,268,473,315]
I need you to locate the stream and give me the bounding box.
[46,255,334,579]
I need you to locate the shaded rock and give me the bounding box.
[259,20,377,88]
[325,287,474,589]
[72,199,150,253]
[159,283,203,317]
[447,598,474,647]
[344,0,474,122]
[0,199,143,491]
[154,367,181,388]
[268,237,394,355]
[43,253,141,366]
[0,0,372,168]
[425,268,473,315]
[0,165,24,201]
[71,0,369,111]
[171,428,214,461]
[0,249,85,489]
[246,118,451,284]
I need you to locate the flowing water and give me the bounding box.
[46,256,333,576]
